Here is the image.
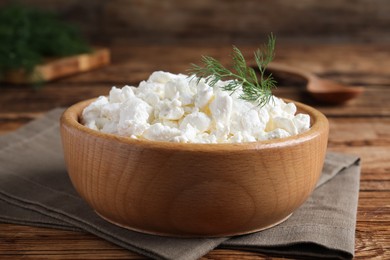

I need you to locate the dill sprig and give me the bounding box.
[0,4,91,85]
[189,34,277,107]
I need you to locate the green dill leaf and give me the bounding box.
[189,34,277,107]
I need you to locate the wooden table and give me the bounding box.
[0,43,389,259]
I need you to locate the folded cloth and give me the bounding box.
[222,153,360,260]
[0,109,360,260]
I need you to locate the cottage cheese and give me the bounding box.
[82,71,310,143]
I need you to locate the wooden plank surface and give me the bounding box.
[0,43,389,259]
[0,0,389,44]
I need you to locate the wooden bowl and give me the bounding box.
[60,98,329,237]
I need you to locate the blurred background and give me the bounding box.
[1,0,388,45]
[0,0,389,117]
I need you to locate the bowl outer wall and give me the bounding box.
[60,98,329,237]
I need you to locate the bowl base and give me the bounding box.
[95,211,293,238]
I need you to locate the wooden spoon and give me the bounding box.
[266,62,364,104]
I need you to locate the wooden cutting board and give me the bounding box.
[2,48,110,84]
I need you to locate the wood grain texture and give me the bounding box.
[0,0,389,44]
[0,44,389,115]
[2,48,110,84]
[60,99,328,237]
[0,43,389,259]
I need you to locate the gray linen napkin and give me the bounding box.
[222,153,360,260]
[0,109,360,260]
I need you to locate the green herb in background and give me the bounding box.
[189,34,277,107]
[0,4,91,84]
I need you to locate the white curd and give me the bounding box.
[82,71,310,143]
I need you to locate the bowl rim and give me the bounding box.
[61,98,328,152]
